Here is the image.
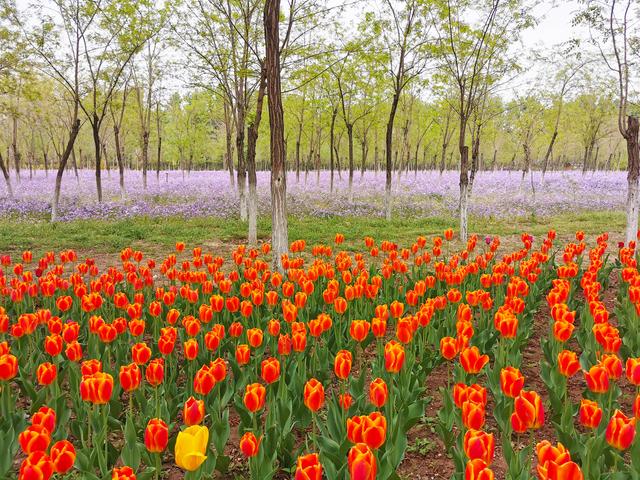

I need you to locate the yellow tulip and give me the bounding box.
[175,425,209,471]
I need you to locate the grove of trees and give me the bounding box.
[0,0,639,261]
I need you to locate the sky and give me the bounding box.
[521,0,585,50]
[14,0,601,98]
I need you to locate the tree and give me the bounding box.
[537,48,588,178]
[133,3,168,190]
[365,0,430,220]
[264,0,287,270]
[578,0,639,242]
[80,0,157,202]
[433,0,529,241]
[330,42,380,201]
[15,0,91,220]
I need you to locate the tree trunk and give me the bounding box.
[156,135,162,180]
[522,143,531,190]
[625,116,640,243]
[12,114,20,183]
[542,131,557,179]
[458,114,469,242]
[224,100,235,189]
[114,125,126,197]
[265,0,288,271]
[246,67,267,246]
[347,123,354,202]
[236,104,248,221]
[92,119,103,202]
[52,119,81,222]
[295,122,302,183]
[142,130,149,189]
[0,151,13,198]
[361,138,368,178]
[385,92,401,221]
[469,128,480,195]
[156,103,162,180]
[43,151,49,177]
[71,147,79,183]
[330,106,337,192]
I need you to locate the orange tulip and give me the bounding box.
[193,364,216,396]
[247,328,263,348]
[462,401,486,430]
[334,350,353,380]
[465,459,494,480]
[112,466,137,480]
[384,340,405,373]
[339,393,353,410]
[292,331,307,352]
[236,344,251,365]
[244,383,266,413]
[369,378,388,408]
[348,443,376,480]
[31,406,56,433]
[605,409,636,450]
[36,362,57,386]
[557,350,580,377]
[500,367,524,398]
[535,440,583,480]
[389,300,404,319]
[511,390,544,433]
[183,396,205,426]
[19,451,54,480]
[131,342,151,364]
[80,372,113,405]
[119,363,141,392]
[295,453,323,480]
[183,339,199,361]
[278,334,292,356]
[144,418,168,453]
[304,378,325,412]
[361,412,387,450]
[349,320,370,343]
[463,429,495,465]
[49,440,75,474]
[347,415,365,444]
[44,335,63,357]
[0,353,18,380]
[460,347,489,374]
[584,365,609,393]
[626,357,640,385]
[440,336,458,360]
[553,320,574,342]
[454,383,487,409]
[19,424,51,454]
[261,357,280,384]
[239,431,260,457]
[599,354,623,380]
[64,342,82,362]
[578,399,602,429]
[145,359,164,387]
[81,359,102,376]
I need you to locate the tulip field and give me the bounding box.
[1,229,640,480]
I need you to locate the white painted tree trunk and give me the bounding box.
[248,183,257,245]
[459,182,468,242]
[385,183,392,221]
[625,177,639,244]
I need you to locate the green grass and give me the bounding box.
[0,210,626,256]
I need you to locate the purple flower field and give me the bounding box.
[0,169,626,222]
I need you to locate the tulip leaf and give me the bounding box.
[121,413,141,469]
